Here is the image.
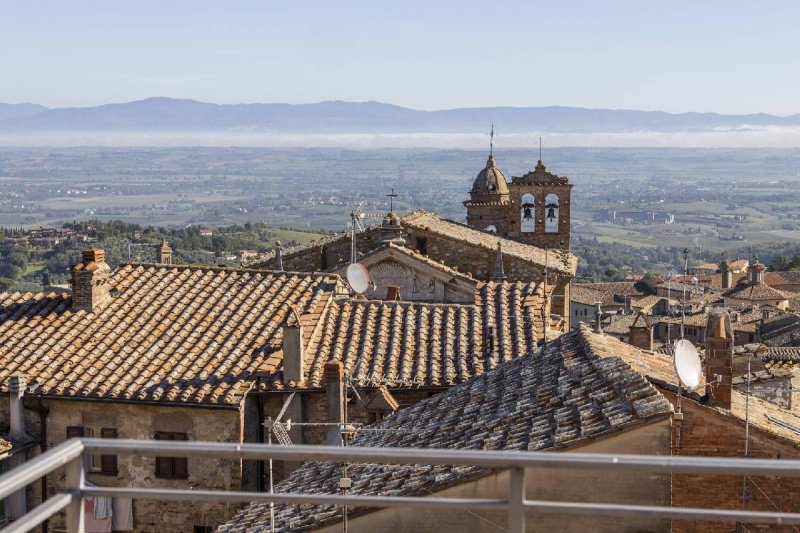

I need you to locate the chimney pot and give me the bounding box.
[282,307,305,384]
[8,374,26,441]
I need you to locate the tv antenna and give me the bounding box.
[264,391,296,533]
[349,202,366,264]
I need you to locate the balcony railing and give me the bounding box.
[3,438,800,532]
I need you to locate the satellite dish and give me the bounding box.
[674,339,702,390]
[691,276,699,286]
[346,263,370,294]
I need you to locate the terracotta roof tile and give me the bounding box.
[0,265,340,405]
[220,326,671,533]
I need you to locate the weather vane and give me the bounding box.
[489,124,494,156]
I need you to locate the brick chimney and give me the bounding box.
[720,258,733,289]
[8,374,26,441]
[156,239,173,265]
[628,313,653,351]
[323,360,345,446]
[705,308,733,409]
[282,307,304,385]
[70,248,112,312]
[749,261,766,285]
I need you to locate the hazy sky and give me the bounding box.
[3,1,799,114]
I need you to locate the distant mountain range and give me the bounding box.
[1,97,799,134]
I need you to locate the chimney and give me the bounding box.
[594,302,603,334]
[156,239,173,265]
[275,241,284,271]
[386,286,401,301]
[749,261,766,285]
[628,313,653,351]
[492,242,506,280]
[8,374,26,441]
[323,360,345,446]
[705,308,733,409]
[720,258,733,289]
[282,307,304,385]
[70,248,112,312]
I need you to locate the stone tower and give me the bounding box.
[156,239,173,265]
[464,154,511,235]
[464,151,572,252]
[507,159,572,252]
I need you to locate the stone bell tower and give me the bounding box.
[507,157,572,252]
[464,140,572,252]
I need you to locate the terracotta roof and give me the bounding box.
[402,211,577,275]
[246,210,577,277]
[766,271,800,287]
[570,285,605,306]
[630,295,670,311]
[724,282,790,302]
[603,313,641,335]
[220,326,672,533]
[729,259,750,271]
[0,265,340,405]
[257,281,547,390]
[591,331,800,447]
[0,437,11,454]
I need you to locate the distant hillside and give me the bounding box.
[1,97,799,134]
[0,103,49,122]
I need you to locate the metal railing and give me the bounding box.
[4,438,800,532]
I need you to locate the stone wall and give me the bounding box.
[41,399,243,533]
[664,389,800,532]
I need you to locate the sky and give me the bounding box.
[2,1,799,115]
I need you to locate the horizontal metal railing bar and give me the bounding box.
[0,440,84,500]
[83,487,509,512]
[82,438,800,477]
[523,499,800,525]
[0,493,73,533]
[81,487,800,526]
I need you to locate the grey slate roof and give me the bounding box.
[219,325,672,533]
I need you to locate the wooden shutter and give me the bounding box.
[66,426,85,439]
[100,428,118,476]
[172,433,189,479]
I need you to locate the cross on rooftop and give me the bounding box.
[387,188,398,212]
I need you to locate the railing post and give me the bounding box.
[64,452,85,533]
[509,466,526,533]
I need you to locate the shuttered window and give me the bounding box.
[154,432,189,480]
[66,426,118,476]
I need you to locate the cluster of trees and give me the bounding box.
[0,247,31,290]
[0,220,322,292]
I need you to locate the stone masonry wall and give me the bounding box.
[42,399,243,533]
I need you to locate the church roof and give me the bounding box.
[469,154,509,197]
[219,325,672,533]
[402,211,577,275]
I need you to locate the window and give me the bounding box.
[520,193,535,233]
[154,432,189,480]
[415,237,427,255]
[194,527,213,533]
[66,426,118,476]
[544,193,560,233]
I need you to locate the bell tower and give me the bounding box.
[507,157,572,252]
[464,126,512,236]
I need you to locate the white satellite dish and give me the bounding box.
[346,263,370,294]
[673,339,702,390]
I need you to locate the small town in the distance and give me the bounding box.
[7,3,800,532]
